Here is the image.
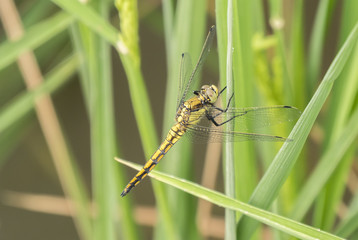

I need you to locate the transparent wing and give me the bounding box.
[177,53,193,109]
[183,105,300,142]
[189,105,301,131]
[185,125,290,142]
[176,25,216,110]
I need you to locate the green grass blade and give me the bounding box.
[313,2,358,231]
[236,22,358,239]
[232,0,257,203]
[217,1,260,237]
[336,214,358,239]
[268,0,292,103]
[162,0,173,57]
[216,2,237,238]
[21,0,56,28]
[290,0,306,108]
[71,20,138,240]
[335,192,358,238]
[115,1,179,239]
[68,23,91,109]
[162,0,207,179]
[0,55,78,133]
[115,157,344,240]
[224,1,237,238]
[0,118,31,168]
[306,0,338,97]
[88,43,117,239]
[87,13,117,240]
[216,2,238,238]
[118,38,178,240]
[114,0,158,166]
[290,105,358,221]
[283,0,306,217]
[161,1,207,239]
[51,0,118,45]
[0,11,73,70]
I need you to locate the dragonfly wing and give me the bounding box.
[177,53,193,110]
[182,105,300,143]
[176,26,216,110]
[197,105,301,132]
[185,125,289,143]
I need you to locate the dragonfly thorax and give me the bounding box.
[198,84,219,104]
[174,85,219,126]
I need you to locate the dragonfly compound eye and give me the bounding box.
[206,86,218,103]
[201,85,210,91]
[210,85,219,95]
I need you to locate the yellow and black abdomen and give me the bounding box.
[121,96,207,197]
[120,122,186,197]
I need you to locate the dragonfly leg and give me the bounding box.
[218,86,227,97]
[210,92,234,119]
[206,93,247,126]
[207,113,244,126]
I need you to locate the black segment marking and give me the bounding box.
[166,138,174,145]
[159,149,165,156]
[170,128,181,137]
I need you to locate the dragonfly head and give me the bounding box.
[200,84,219,103]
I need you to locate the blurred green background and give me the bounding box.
[0,0,358,240]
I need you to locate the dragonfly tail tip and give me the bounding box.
[120,190,128,197]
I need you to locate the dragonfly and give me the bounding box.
[120,25,300,197]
